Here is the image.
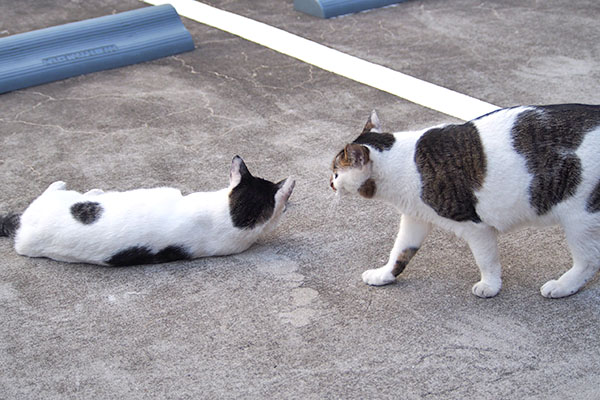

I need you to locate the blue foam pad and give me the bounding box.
[0,5,195,94]
[294,0,404,18]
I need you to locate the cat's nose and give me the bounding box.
[330,178,336,191]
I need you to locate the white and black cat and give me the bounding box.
[330,104,600,298]
[0,156,294,266]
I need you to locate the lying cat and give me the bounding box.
[0,156,294,266]
[330,104,600,298]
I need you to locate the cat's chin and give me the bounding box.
[331,188,349,198]
[331,183,356,197]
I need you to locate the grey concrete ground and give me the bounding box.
[1,0,600,398]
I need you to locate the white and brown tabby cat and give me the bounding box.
[330,104,600,298]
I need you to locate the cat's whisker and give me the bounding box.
[326,191,342,217]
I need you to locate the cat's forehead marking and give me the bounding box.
[415,121,486,223]
[332,149,353,170]
[70,201,103,225]
[332,144,371,172]
[511,105,600,215]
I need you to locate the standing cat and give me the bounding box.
[0,156,294,266]
[330,104,600,298]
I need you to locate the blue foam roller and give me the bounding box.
[294,0,404,18]
[0,5,195,94]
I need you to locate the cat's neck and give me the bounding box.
[367,130,424,212]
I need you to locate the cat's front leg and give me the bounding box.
[362,214,430,286]
[464,226,502,298]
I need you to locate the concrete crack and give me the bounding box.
[172,55,200,75]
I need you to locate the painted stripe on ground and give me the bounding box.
[142,0,500,121]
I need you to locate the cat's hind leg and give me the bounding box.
[464,226,502,298]
[362,214,430,286]
[541,223,600,298]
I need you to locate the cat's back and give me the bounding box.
[474,104,600,145]
[96,187,185,216]
[22,185,184,224]
[473,104,600,230]
[15,185,191,258]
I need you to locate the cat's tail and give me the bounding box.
[0,213,21,238]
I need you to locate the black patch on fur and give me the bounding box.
[353,132,396,151]
[229,174,279,230]
[358,178,376,198]
[415,122,486,223]
[512,104,600,215]
[71,201,103,225]
[0,213,21,238]
[392,247,419,276]
[107,246,154,266]
[154,245,192,264]
[106,245,191,267]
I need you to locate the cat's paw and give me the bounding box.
[84,189,104,196]
[472,280,501,298]
[540,280,577,298]
[48,181,67,191]
[362,268,396,286]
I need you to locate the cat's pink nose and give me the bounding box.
[330,179,336,191]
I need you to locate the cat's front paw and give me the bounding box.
[540,280,577,298]
[48,181,67,191]
[472,280,501,298]
[84,189,104,196]
[362,268,396,286]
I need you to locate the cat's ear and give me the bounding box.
[275,177,295,203]
[343,143,370,167]
[362,110,382,134]
[230,155,251,187]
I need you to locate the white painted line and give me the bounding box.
[142,0,500,121]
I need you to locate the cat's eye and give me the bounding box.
[334,173,338,179]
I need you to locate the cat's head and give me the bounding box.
[228,156,295,232]
[330,111,383,197]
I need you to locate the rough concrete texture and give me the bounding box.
[1,0,600,398]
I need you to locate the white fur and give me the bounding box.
[14,161,294,266]
[332,107,600,298]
